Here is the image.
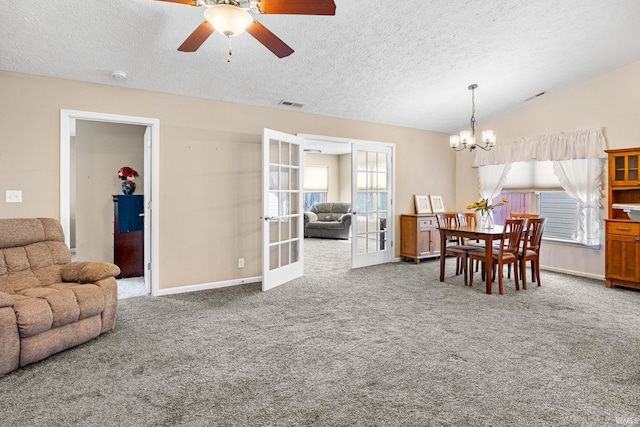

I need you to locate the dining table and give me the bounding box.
[438,224,505,294]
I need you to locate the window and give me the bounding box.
[492,161,581,244]
[303,192,327,211]
[493,191,578,242]
[303,166,328,211]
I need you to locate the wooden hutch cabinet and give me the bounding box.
[400,214,440,263]
[605,148,640,290]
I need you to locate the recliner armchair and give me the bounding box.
[0,218,120,376]
[304,202,352,240]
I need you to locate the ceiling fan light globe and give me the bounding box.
[205,4,253,37]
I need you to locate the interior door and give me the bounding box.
[262,128,304,291]
[351,143,394,268]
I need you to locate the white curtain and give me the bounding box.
[477,163,512,201]
[473,128,607,246]
[473,128,607,166]
[553,159,604,246]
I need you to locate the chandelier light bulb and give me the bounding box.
[450,135,460,148]
[468,136,476,147]
[460,130,472,144]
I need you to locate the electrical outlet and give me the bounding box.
[237,258,244,268]
[6,190,22,203]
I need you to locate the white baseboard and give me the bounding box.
[540,265,604,281]
[155,276,262,296]
[153,264,603,296]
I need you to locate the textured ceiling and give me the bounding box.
[1,1,640,134]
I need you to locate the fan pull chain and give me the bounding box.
[227,37,232,63]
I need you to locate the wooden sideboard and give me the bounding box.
[400,214,441,263]
[605,148,640,290]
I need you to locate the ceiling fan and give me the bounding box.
[155,0,336,58]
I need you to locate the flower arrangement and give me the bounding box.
[118,166,139,181]
[467,197,508,228]
[466,197,508,213]
[118,166,139,195]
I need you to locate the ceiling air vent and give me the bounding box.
[278,100,304,108]
[524,91,547,102]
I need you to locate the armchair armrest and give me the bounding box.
[61,262,121,283]
[338,213,352,224]
[304,212,318,224]
[0,292,13,308]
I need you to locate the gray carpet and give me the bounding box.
[1,238,639,426]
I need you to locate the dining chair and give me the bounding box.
[519,217,547,290]
[436,213,481,285]
[469,218,526,295]
[504,212,540,278]
[457,212,483,271]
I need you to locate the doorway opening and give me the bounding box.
[60,110,160,296]
[299,134,395,271]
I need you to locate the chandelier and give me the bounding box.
[449,84,496,152]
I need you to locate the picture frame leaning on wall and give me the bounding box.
[429,195,445,213]
[414,195,432,214]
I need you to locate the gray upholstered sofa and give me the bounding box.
[0,218,120,376]
[304,202,352,239]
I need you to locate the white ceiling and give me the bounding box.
[2,0,640,136]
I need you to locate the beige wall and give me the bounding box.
[0,71,452,291]
[74,120,145,263]
[456,60,640,279]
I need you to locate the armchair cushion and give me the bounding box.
[61,262,121,283]
[0,291,13,308]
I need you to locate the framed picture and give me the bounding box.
[414,195,431,214]
[430,195,445,213]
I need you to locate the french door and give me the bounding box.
[261,128,304,291]
[351,143,394,268]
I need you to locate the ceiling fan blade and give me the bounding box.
[155,0,200,5]
[178,21,215,52]
[254,0,336,15]
[246,21,294,58]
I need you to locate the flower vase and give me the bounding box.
[121,179,136,195]
[480,210,494,229]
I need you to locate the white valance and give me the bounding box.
[473,128,607,167]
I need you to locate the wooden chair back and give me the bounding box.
[436,213,461,245]
[435,213,459,228]
[501,218,526,256]
[523,217,547,253]
[457,212,477,227]
[510,213,539,219]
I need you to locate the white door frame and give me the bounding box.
[60,109,160,296]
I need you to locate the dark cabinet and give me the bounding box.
[113,195,144,278]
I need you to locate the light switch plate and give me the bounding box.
[6,190,22,203]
